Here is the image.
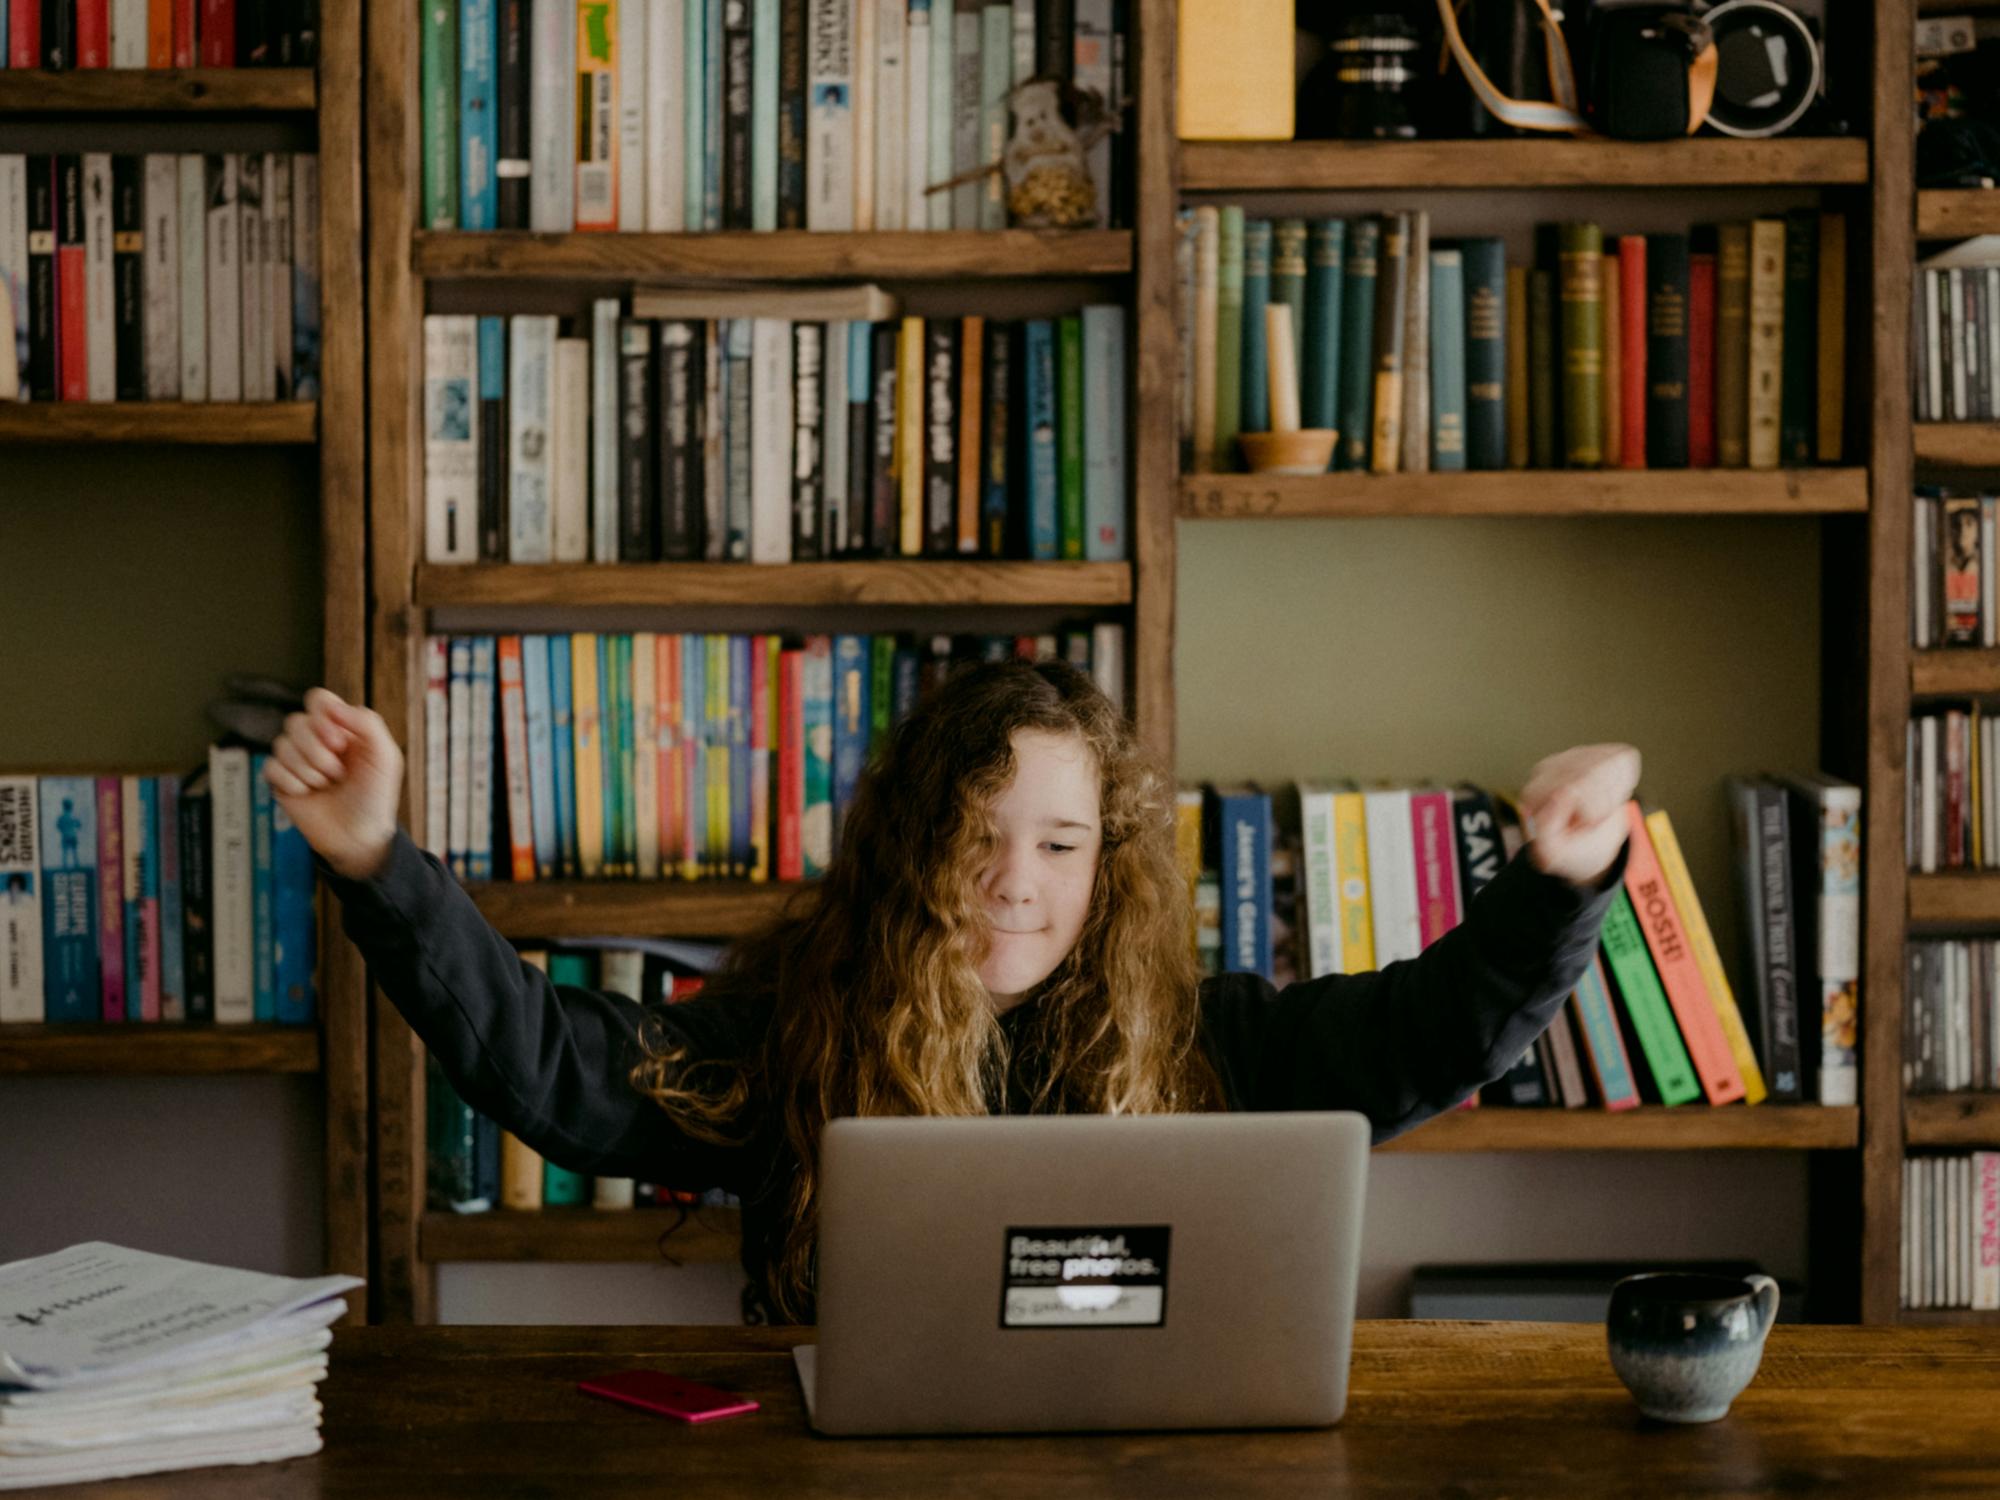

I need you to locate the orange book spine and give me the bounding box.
[497,636,537,882]
[146,0,172,65]
[956,315,983,554]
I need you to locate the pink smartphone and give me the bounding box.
[577,1370,760,1423]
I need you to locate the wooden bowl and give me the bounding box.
[1238,429,1337,475]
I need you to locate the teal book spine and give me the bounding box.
[801,636,833,878]
[753,0,781,231]
[421,0,460,228]
[1334,216,1379,471]
[271,799,317,1025]
[1239,218,1272,434]
[928,0,955,229]
[1057,312,1085,560]
[1270,217,1308,404]
[1302,218,1345,443]
[685,0,708,227]
[1460,236,1508,470]
[1214,205,1244,472]
[541,955,595,1202]
[703,0,724,229]
[1429,247,1467,472]
[1024,319,1058,559]
[250,760,275,1024]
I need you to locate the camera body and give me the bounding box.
[1579,0,1828,140]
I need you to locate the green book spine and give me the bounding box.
[1460,236,1507,470]
[421,0,460,229]
[1271,217,1308,409]
[539,951,598,1205]
[870,634,896,744]
[1557,221,1605,468]
[1215,206,1245,472]
[1334,217,1379,471]
[1239,219,1272,433]
[1528,267,1557,469]
[1779,207,1819,465]
[1601,889,1702,1106]
[1715,223,1751,467]
[1428,248,1466,472]
[425,1054,479,1209]
[1058,313,1085,558]
[1302,219,1345,444]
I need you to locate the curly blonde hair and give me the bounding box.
[629,658,1222,1321]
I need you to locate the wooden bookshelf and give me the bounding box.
[0,403,318,444]
[1899,1308,2000,1326]
[413,229,1133,280]
[1914,424,2000,467]
[0,68,316,113]
[1905,1094,2000,1148]
[1177,469,1870,520]
[1908,873,2000,926]
[1916,190,2000,238]
[1912,649,2000,696]
[1382,1107,1861,1154]
[469,881,807,940]
[420,1208,742,1265]
[0,1025,321,1076]
[1179,137,1871,193]
[413,560,1134,609]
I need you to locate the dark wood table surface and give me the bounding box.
[35,1320,2000,1498]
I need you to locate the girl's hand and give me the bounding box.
[262,687,405,881]
[1517,743,1641,890]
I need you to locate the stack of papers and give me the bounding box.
[0,1242,362,1491]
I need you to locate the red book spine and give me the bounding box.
[75,0,107,65]
[96,778,126,1023]
[777,647,803,882]
[1688,250,1718,468]
[170,0,195,64]
[8,0,40,67]
[1619,236,1647,469]
[498,636,537,882]
[199,0,233,64]
[56,158,86,403]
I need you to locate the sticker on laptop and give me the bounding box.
[999,1226,1171,1329]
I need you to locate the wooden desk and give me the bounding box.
[42,1321,2000,1498]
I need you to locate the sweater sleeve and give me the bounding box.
[320,830,761,1189]
[1199,844,1626,1143]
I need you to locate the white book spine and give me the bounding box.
[424,636,451,859]
[0,776,45,1023]
[806,0,855,230]
[448,637,473,871]
[292,153,320,400]
[750,316,794,563]
[823,317,848,553]
[872,0,905,231]
[618,0,648,229]
[904,2,929,232]
[1081,302,1126,560]
[0,156,28,402]
[1925,269,1943,424]
[552,335,592,561]
[633,630,660,878]
[1010,0,1032,81]
[209,745,254,1024]
[590,297,620,562]
[704,319,727,558]
[1300,788,1341,980]
[141,156,179,399]
[531,0,578,231]
[853,0,875,229]
[237,153,271,402]
[1090,620,1123,709]
[204,155,242,401]
[507,313,556,560]
[1989,268,2000,421]
[83,154,115,402]
[978,4,1008,228]
[1951,268,1969,420]
[468,637,496,880]
[111,0,146,65]
[1977,1151,2000,1312]
[1363,789,1422,967]
[177,155,207,402]
[265,153,293,399]
[950,3,979,227]
[646,0,687,230]
[1073,0,1111,227]
[423,314,481,563]
[593,1176,637,1209]
[925,0,951,229]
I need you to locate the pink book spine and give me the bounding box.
[95,777,126,1022]
[1409,790,1462,949]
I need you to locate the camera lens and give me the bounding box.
[1703,0,1822,139]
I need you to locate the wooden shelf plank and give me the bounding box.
[1914,424,2000,468]
[413,229,1133,280]
[1906,1094,2000,1148]
[1180,137,1871,192]
[420,1208,741,1264]
[469,880,808,939]
[1380,1105,1859,1153]
[1910,873,2000,925]
[1899,1308,2000,1326]
[1178,469,1869,520]
[0,1024,321,1076]
[0,402,317,444]
[414,560,1133,608]
[1918,190,2000,238]
[0,68,315,112]
[1912,649,2000,696]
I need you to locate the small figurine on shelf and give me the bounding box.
[1003,79,1099,229]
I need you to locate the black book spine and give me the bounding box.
[844,332,872,557]
[477,357,505,563]
[27,158,58,403]
[1749,782,1804,1101]
[656,319,704,560]
[617,318,657,561]
[777,0,808,229]
[1645,231,1690,469]
[495,0,531,229]
[42,0,72,68]
[269,0,301,63]
[1968,270,1990,423]
[722,0,754,230]
[923,318,960,555]
[981,320,1011,557]
[179,781,213,1024]
[294,0,319,64]
[238,0,271,65]
[1532,221,1563,464]
[1779,207,1819,464]
[1461,237,1508,471]
[112,156,144,402]
[1107,0,1129,229]
[1035,0,1073,83]
[868,320,899,556]
[791,321,825,560]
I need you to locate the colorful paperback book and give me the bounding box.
[1023,318,1058,560]
[801,635,834,877]
[523,633,559,878]
[121,776,160,1022]
[156,772,184,1022]
[271,797,316,1024]
[94,778,125,1024]
[250,758,276,1023]
[550,632,579,877]
[38,777,98,1024]
[1211,785,1273,979]
[0,777,45,1024]
[831,634,871,844]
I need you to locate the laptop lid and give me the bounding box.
[804,1111,1369,1435]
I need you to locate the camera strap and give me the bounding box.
[1432,0,1589,133]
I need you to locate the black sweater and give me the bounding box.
[326,830,1624,1323]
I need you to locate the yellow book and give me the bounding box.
[1176,789,1203,958]
[1645,808,1769,1106]
[1331,788,1375,974]
[570,633,604,879]
[897,316,925,556]
[1176,0,1292,141]
[707,634,729,878]
[500,952,551,1208]
[574,0,618,230]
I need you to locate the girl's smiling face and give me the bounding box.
[976,729,1103,1010]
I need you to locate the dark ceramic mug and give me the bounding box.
[1606,1271,1779,1423]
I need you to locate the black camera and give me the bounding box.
[1585,0,1828,140]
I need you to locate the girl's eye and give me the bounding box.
[1043,843,1074,855]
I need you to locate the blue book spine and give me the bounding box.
[892,646,920,724]
[1081,305,1126,561]
[752,0,779,231]
[614,632,635,875]
[522,634,558,878]
[597,633,620,878]
[1429,247,1468,472]
[830,634,870,844]
[459,0,499,228]
[472,1107,502,1208]
[39,777,99,1023]
[1239,219,1272,435]
[271,799,317,1025]
[1335,217,1381,472]
[469,637,497,882]
[685,633,708,875]
[1217,790,1272,979]
[730,634,753,877]
[1024,319,1058,561]
[124,777,155,1021]
[685,0,709,227]
[549,633,579,879]
[1302,219,1345,440]
[250,758,276,1024]
[1572,954,1639,1106]
[703,0,725,230]
[801,637,833,878]
[156,775,184,1022]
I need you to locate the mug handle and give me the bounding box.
[1746,1274,1780,1337]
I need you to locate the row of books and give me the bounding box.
[1177,210,1849,476]
[1901,1152,2000,1312]
[1913,489,2000,650]
[1907,939,2000,1096]
[424,290,1127,565]
[1913,258,2000,423]
[423,625,1124,884]
[0,753,316,1027]
[1907,705,1998,873]
[2,0,317,68]
[419,0,1126,234]
[0,153,321,404]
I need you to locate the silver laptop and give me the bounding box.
[791,1111,1369,1435]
